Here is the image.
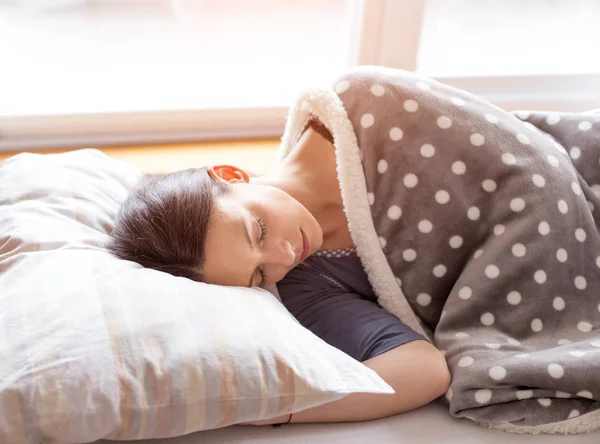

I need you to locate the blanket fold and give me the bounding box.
[279,66,600,434]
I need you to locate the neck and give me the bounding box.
[252,128,343,239]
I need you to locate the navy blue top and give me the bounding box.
[277,247,426,362]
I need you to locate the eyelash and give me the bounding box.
[257,218,268,287]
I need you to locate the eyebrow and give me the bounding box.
[244,216,256,287]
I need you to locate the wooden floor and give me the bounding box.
[0,139,281,175]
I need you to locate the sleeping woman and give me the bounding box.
[108,114,452,424]
[109,65,600,429]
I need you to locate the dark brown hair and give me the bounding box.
[108,167,229,281]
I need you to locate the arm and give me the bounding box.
[246,339,451,425]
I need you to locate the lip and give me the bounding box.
[300,228,310,262]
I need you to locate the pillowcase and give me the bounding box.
[0,149,392,444]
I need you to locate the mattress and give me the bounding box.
[98,400,600,444]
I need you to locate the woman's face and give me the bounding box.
[202,181,323,288]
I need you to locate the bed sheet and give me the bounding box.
[97,400,600,444]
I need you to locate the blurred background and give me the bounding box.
[0,0,599,158]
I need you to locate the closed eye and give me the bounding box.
[256,218,268,287]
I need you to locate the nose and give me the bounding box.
[263,238,296,268]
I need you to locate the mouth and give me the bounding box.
[300,228,310,262]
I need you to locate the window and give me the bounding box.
[1,0,598,151]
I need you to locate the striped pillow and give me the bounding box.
[0,149,392,444]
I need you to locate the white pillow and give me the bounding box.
[0,149,392,444]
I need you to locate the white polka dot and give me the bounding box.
[451,97,466,106]
[512,243,526,257]
[334,80,349,94]
[578,121,592,131]
[449,235,463,249]
[532,174,546,187]
[395,276,402,286]
[451,161,466,175]
[458,356,474,367]
[546,113,561,125]
[389,127,403,141]
[538,221,550,235]
[577,321,592,332]
[420,143,435,157]
[570,351,586,357]
[485,343,501,350]
[404,174,418,188]
[455,332,470,338]
[571,181,582,195]
[517,133,530,144]
[489,366,506,381]
[387,205,402,220]
[446,388,453,401]
[547,155,560,167]
[485,113,499,124]
[437,116,452,129]
[458,286,472,300]
[417,293,431,306]
[507,291,521,305]
[558,200,568,214]
[403,99,419,112]
[575,228,586,242]
[507,337,520,346]
[516,390,533,400]
[433,264,447,278]
[594,184,600,196]
[556,391,571,398]
[548,364,564,379]
[473,249,483,259]
[570,146,581,160]
[556,248,567,263]
[534,270,547,284]
[467,206,480,220]
[516,110,531,120]
[371,84,385,96]
[368,192,375,206]
[416,81,431,91]
[435,190,450,204]
[361,113,375,128]
[485,265,500,279]
[538,398,552,407]
[575,275,587,290]
[577,390,593,399]
[481,312,495,326]
[510,198,526,212]
[378,236,387,248]
[597,256,600,269]
[482,179,497,192]
[470,133,485,146]
[403,249,417,262]
[377,159,388,173]
[531,318,543,332]
[515,353,530,358]
[475,389,492,404]
[589,201,596,212]
[553,297,565,311]
[494,224,505,235]
[418,219,433,233]
[558,339,572,345]
[569,410,581,419]
[502,153,517,165]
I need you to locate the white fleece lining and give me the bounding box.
[278,87,428,339]
[278,85,600,435]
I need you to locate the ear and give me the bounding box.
[207,165,250,184]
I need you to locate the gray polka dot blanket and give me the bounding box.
[278,66,600,434]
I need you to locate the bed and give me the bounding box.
[97,401,600,444]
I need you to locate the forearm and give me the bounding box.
[247,340,451,425]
